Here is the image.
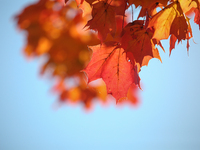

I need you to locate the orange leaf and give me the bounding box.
[148,1,180,41]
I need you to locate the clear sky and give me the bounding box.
[1,0,200,150]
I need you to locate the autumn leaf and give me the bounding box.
[121,20,144,50]
[170,15,188,42]
[148,1,181,41]
[83,42,140,102]
[121,21,162,68]
[169,14,192,54]
[85,1,117,41]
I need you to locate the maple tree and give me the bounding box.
[15,0,200,109]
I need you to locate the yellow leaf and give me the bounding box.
[148,2,178,40]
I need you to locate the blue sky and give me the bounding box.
[1,0,200,149]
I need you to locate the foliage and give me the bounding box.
[15,0,200,109]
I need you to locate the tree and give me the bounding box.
[15,0,200,109]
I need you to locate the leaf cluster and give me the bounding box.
[15,0,200,108]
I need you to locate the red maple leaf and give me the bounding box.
[121,20,162,68]
[85,1,117,42]
[83,42,140,102]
